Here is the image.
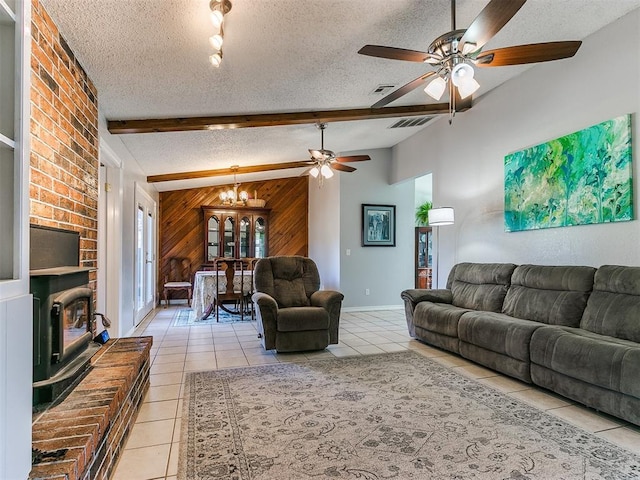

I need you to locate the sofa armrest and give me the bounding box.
[401,289,452,338]
[401,289,453,305]
[311,290,345,344]
[252,292,279,350]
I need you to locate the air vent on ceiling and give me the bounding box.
[389,116,434,128]
[370,84,396,95]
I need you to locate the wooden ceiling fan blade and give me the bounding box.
[475,41,582,67]
[332,163,357,173]
[459,0,527,51]
[358,45,437,63]
[147,160,313,183]
[335,155,371,163]
[372,72,437,109]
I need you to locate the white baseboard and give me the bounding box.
[342,304,403,312]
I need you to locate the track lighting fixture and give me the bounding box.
[208,0,232,68]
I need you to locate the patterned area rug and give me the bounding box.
[171,308,252,326]
[179,351,640,480]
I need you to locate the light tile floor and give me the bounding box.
[111,306,640,480]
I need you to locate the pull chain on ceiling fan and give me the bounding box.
[358,0,582,124]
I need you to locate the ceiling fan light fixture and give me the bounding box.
[457,77,480,99]
[309,166,320,178]
[424,76,447,101]
[451,62,475,87]
[320,164,334,179]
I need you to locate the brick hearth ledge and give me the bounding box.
[30,337,152,480]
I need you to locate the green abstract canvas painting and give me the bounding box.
[504,114,633,232]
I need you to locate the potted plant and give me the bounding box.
[415,201,432,226]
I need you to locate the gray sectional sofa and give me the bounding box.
[401,262,640,427]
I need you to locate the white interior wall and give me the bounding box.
[98,121,159,337]
[339,148,414,308]
[392,9,640,282]
[308,173,341,290]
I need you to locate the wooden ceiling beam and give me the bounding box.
[108,103,465,135]
[147,161,313,183]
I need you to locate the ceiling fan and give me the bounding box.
[358,0,581,121]
[302,123,371,184]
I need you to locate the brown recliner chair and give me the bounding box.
[252,256,344,352]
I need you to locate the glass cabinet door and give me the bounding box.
[417,230,429,268]
[416,227,432,289]
[202,207,269,264]
[223,216,235,257]
[207,216,220,261]
[254,217,266,258]
[239,216,250,258]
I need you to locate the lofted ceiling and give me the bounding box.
[41,0,640,192]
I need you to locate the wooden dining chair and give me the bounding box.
[213,258,251,322]
[163,257,193,308]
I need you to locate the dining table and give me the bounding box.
[191,268,254,320]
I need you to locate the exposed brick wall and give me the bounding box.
[30,0,99,290]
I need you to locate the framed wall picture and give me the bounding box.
[362,204,396,247]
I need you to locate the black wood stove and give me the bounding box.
[30,225,101,406]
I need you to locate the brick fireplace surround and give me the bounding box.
[30,337,152,480]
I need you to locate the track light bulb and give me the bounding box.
[209,34,223,50]
[451,62,475,87]
[209,52,222,67]
[210,8,224,28]
[424,76,446,101]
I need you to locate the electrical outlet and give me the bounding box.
[365,288,370,295]
[346,249,351,256]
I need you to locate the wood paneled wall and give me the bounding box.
[158,176,308,300]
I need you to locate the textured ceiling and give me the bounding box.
[42,0,640,191]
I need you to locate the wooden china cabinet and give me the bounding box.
[201,205,270,266]
[415,226,433,289]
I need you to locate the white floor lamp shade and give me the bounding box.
[428,207,455,288]
[428,207,455,226]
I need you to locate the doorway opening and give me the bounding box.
[414,173,433,289]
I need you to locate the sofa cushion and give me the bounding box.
[277,307,329,332]
[458,311,542,362]
[450,263,516,312]
[580,265,640,343]
[502,265,595,326]
[531,325,640,399]
[413,302,470,337]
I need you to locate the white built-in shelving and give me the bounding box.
[0,0,20,284]
[0,2,32,478]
